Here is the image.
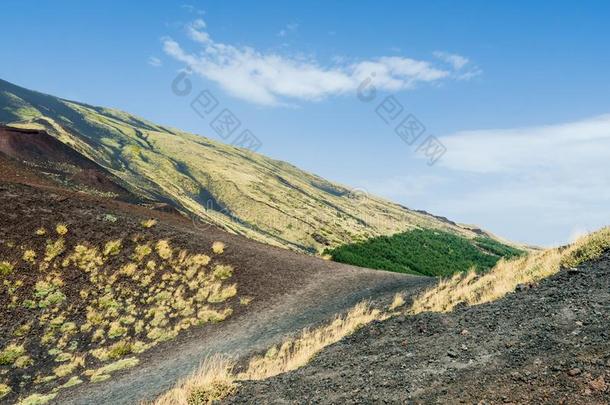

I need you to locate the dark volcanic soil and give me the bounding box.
[0,177,430,404]
[228,253,610,404]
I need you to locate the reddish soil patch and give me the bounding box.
[0,125,136,201]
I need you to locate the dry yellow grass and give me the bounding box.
[389,293,405,310]
[141,219,158,229]
[152,302,385,404]
[410,226,610,314]
[153,355,236,405]
[211,242,225,255]
[241,302,383,380]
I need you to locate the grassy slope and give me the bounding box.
[0,78,506,254]
[325,229,525,276]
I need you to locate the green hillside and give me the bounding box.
[325,229,525,276]
[0,78,512,254]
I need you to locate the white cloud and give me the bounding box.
[162,19,478,106]
[427,114,610,246]
[148,56,162,67]
[439,114,610,174]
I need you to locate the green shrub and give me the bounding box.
[326,229,524,277]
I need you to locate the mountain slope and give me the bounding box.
[0,78,504,253]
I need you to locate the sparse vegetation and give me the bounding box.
[325,229,525,276]
[0,225,239,402]
[389,293,405,310]
[103,239,122,256]
[44,238,65,262]
[212,264,233,280]
[23,250,37,263]
[86,357,140,382]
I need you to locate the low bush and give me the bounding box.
[325,229,524,276]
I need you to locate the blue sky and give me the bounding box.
[2,0,610,246]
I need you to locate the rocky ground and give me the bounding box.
[228,252,610,404]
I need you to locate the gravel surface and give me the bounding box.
[228,252,610,404]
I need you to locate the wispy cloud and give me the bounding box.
[278,22,299,38]
[148,56,162,67]
[181,4,204,15]
[162,19,479,106]
[433,51,482,79]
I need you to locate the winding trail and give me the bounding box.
[56,267,431,404]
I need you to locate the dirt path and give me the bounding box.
[56,267,431,404]
[229,253,610,404]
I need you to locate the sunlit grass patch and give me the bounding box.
[44,238,65,262]
[212,241,225,254]
[389,293,405,310]
[0,261,14,276]
[86,357,139,383]
[156,240,172,259]
[153,355,236,405]
[23,250,37,263]
[212,264,233,280]
[103,239,122,256]
[18,392,57,405]
[0,384,10,399]
[0,344,25,365]
[55,224,68,236]
[141,219,157,228]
